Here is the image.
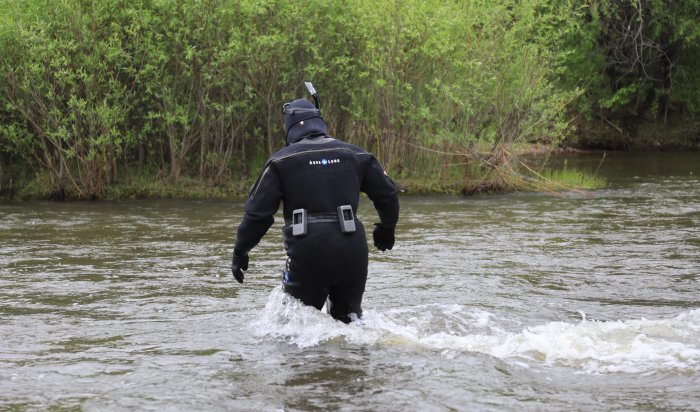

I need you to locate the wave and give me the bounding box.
[251,287,700,375]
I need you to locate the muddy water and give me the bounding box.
[1,152,699,411]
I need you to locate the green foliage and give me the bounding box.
[0,0,696,200]
[1,0,136,198]
[590,0,700,120]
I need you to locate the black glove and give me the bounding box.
[231,247,249,283]
[373,223,395,251]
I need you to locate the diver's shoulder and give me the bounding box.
[268,139,337,161]
[329,139,371,155]
[269,145,297,161]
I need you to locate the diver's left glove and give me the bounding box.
[231,247,249,283]
[373,223,395,251]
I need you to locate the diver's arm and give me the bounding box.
[361,155,399,229]
[234,162,283,254]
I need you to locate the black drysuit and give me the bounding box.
[234,135,399,322]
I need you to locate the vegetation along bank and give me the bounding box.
[1,0,698,200]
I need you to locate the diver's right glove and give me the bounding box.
[372,223,395,251]
[231,247,249,283]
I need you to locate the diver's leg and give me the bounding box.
[282,258,328,311]
[328,254,368,323]
[328,280,365,323]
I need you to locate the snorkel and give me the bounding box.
[305,81,320,111]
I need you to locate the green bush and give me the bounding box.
[1,0,696,199]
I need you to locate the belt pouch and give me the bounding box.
[292,208,307,236]
[337,205,356,233]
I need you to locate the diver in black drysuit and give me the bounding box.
[231,97,399,323]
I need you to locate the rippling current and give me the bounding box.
[1,152,699,411]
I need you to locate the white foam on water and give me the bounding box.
[250,287,385,348]
[251,288,700,374]
[487,310,700,374]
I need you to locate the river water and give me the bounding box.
[1,152,699,411]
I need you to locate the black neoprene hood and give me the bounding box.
[283,98,328,145]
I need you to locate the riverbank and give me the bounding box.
[0,143,608,201]
[6,131,698,202]
[0,172,253,202]
[570,117,700,151]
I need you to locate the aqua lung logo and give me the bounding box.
[309,158,340,166]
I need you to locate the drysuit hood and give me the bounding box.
[283,98,327,145]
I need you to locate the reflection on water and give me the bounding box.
[1,152,699,410]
